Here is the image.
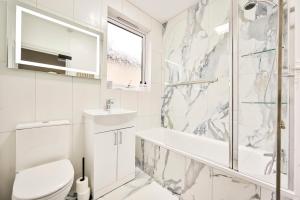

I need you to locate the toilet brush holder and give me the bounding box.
[76,157,90,200]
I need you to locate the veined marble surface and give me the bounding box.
[136,138,292,200]
[161,0,290,181]
[161,0,231,162]
[99,168,178,200]
[237,2,289,153]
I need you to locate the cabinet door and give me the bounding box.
[117,128,135,180]
[94,131,118,190]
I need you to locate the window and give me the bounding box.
[107,17,146,88]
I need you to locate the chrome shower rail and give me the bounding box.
[165,78,219,87]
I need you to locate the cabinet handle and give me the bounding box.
[119,131,123,144]
[114,132,118,145]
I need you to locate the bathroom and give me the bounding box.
[0,0,299,199]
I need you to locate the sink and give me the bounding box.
[84,108,137,129]
[84,108,137,117]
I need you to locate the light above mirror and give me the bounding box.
[13,5,101,79]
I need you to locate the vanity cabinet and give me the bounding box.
[93,130,118,190]
[116,128,135,180]
[84,109,137,199]
[93,128,135,194]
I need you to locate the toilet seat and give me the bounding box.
[12,159,74,200]
[36,180,73,200]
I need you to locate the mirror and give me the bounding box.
[11,5,101,79]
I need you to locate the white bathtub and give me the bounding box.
[136,128,289,191]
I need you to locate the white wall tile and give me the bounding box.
[72,78,101,124]
[136,115,161,131]
[151,50,162,84]
[18,0,37,6]
[138,83,161,116]
[120,90,138,111]
[150,19,163,52]
[37,0,74,19]
[0,131,16,200]
[0,69,35,133]
[36,73,73,121]
[74,0,102,30]
[106,0,122,12]
[122,0,151,29]
[295,0,300,64]
[71,123,84,180]
[121,1,139,22]
[0,1,7,65]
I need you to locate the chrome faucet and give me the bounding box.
[105,98,114,111]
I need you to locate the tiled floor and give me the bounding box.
[99,169,178,200]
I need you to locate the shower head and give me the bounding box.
[244,0,257,10]
[243,0,278,10]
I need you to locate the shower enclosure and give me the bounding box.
[236,0,292,191]
[161,0,294,196]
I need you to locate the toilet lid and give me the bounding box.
[13,159,74,200]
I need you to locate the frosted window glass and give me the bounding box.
[107,22,143,87]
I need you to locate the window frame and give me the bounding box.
[107,16,147,86]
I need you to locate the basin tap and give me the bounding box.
[105,98,114,111]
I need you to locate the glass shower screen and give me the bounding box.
[236,0,292,189]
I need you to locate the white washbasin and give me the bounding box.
[84,108,137,127]
[84,109,137,117]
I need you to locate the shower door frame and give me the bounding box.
[230,0,239,172]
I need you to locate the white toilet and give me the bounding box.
[12,120,74,200]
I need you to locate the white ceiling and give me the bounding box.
[127,0,199,23]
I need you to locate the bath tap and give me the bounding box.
[264,149,287,175]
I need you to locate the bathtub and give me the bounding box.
[136,127,289,193]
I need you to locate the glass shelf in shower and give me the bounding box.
[240,101,288,105]
[240,47,284,58]
[241,71,293,77]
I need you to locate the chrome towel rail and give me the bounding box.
[165,78,218,87]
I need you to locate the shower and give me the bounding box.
[242,0,285,200]
[243,0,278,10]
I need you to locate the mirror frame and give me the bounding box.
[8,3,102,79]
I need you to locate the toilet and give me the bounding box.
[12,120,74,200]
